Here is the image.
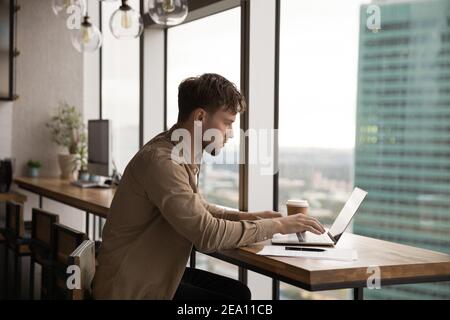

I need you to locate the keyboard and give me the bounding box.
[71,181,111,188]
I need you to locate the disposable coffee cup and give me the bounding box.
[286,199,309,216]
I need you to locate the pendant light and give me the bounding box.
[71,0,102,53]
[52,0,85,17]
[109,0,143,39]
[148,0,188,26]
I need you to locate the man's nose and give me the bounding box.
[226,129,234,140]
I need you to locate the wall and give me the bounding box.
[0,0,100,233]
[12,0,83,178]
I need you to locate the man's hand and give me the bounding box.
[238,211,283,221]
[273,213,326,235]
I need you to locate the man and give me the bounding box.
[93,73,326,300]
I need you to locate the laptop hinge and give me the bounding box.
[328,231,338,244]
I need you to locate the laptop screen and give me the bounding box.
[328,187,368,241]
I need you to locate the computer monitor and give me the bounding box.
[87,119,112,177]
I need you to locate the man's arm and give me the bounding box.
[135,150,277,253]
[200,195,282,221]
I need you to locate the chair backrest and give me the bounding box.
[68,240,96,300]
[52,223,87,299]
[30,208,59,258]
[5,201,25,239]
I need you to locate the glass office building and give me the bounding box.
[354,0,450,299]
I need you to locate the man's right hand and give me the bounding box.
[273,213,326,235]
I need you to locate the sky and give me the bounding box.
[279,0,370,149]
[166,0,371,150]
[102,0,372,173]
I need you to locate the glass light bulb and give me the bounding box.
[82,26,92,44]
[52,0,85,18]
[148,0,188,26]
[162,0,175,13]
[71,17,102,53]
[110,2,143,39]
[121,10,132,29]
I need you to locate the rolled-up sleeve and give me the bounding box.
[135,150,276,253]
[200,195,240,221]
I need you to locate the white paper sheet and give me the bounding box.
[257,246,358,261]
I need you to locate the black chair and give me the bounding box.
[4,201,32,299]
[29,208,59,300]
[51,223,87,300]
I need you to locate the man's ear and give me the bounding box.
[193,108,207,122]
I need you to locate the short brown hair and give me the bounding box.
[177,73,246,123]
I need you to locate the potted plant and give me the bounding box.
[46,101,85,180]
[27,160,42,178]
[75,132,90,181]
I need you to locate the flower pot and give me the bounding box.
[58,153,77,180]
[78,170,90,182]
[28,167,40,178]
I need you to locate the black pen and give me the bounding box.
[285,247,325,252]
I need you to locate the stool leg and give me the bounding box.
[14,251,24,300]
[14,252,19,299]
[3,246,8,299]
[29,256,35,300]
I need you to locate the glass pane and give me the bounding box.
[353,0,450,300]
[167,7,241,278]
[101,0,140,174]
[0,0,11,97]
[167,8,241,208]
[278,0,368,300]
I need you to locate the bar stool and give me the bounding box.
[0,230,5,299]
[0,191,27,299]
[29,208,59,300]
[4,201,32,299]
[51,223,87,300]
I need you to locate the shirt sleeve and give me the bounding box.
[134,149,277,253]
[199,194,240,221]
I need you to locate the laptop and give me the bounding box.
[71,180,112,189]
[271,187,368,247]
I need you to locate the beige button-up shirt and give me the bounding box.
[92,127,277,300]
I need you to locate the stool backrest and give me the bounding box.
[31,208,59,256]
[68,240,96,300]
[5,201,25,239]
[52,223,87,299]
[52,223,87,265]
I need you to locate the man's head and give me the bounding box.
[177,73,246,155]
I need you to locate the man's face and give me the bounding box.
[201,107,236,156]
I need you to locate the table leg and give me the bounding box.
[93,216,97,240]
[190,249,196,268]
[39,196,43,209]
[85,212,90,238]
[272,279,280,300]
[98,218,103,239]
[354,287,364,300]
[239,267,248,285]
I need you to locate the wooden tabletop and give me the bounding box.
[210,233,450,291]
[13,176,450,291]
[13,176,115,218]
